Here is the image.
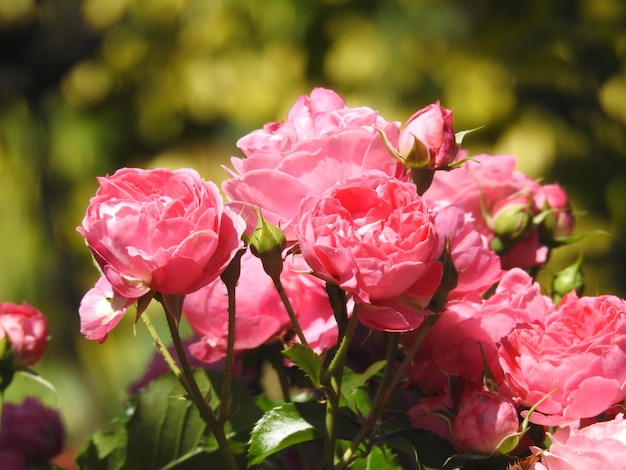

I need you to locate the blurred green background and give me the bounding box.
[1,0,626,457]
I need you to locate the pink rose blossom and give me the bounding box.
[453,391,520,455]
[499,292,626,426]
[424,154,549,270]
[184,250,337,364]
[79,275,136,343]
[404,268,554,394]
[398,101,458,168]
[77,167,246,298]
[433,204,503,302]
[297,170,442,331]
[222,88,405,240]
[536,414,626,470]
[0,302,48,367]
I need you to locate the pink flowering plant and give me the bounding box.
[9,87,624,469]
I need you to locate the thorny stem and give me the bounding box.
[219,279,237,424]
[271,273,310,347]
[156,294,240,470]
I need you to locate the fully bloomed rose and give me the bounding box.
[297,170,442,331]
[0,302,48,367]
[398,101,458,168]
[78,168,246,298]
[184,250,337,364]
[222,87,405,240]
[533,414,626,470]
[499,292,626,426]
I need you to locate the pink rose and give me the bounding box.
[0,397,64,466]
[424,154,549,270]
[404,268,555,394]
[537,414,626,470]
[433,205,503,302]
[499,292,626,426]
[77,167,246,298]
[0,302,48,367]
[184,250,337,364]
[222,88,405,240]
[79,275,136,343]
[398,101,458,168]
[297,170,442,331]
[453,391,520,455]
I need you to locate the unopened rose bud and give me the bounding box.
[398,102,458,169]
[552,253,585,304]
[453,391,520,455]
[248,214,286,279]
[490,193,535,243]
[534,183,574,245]
[0,302,48,368]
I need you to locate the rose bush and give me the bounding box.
[24,87,622,469]
[77,167,246,299]
[0,301,48,367]
[296,170,442,331]
[499,292,626,426]
[222,87,406,239]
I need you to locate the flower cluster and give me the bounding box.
[68,88,624,469]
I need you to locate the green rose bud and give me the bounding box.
[248,214,286,280]
[490,194,534,242]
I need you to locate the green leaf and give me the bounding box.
[4,369,58,407]
[350,444,399,470]
[75,417,129,470]
[76,370,221,470]
[341,361,386,394]
[282,343,322,389]
[124,370,210,469]
[248,402,324,466]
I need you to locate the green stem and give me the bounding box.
[322,304,360,383]
[271,274,309,347]
[219,279,237,425]
[320,305,360,468]
[141,313,184,382]
[336,314,438,470]
[157,295,240,470]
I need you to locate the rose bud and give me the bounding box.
[489,192,536,254]
[453,391,520,455]
[398,102,458,169]
[248,214,286,280]
[534,183,574,245]
[0,302,48,368]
